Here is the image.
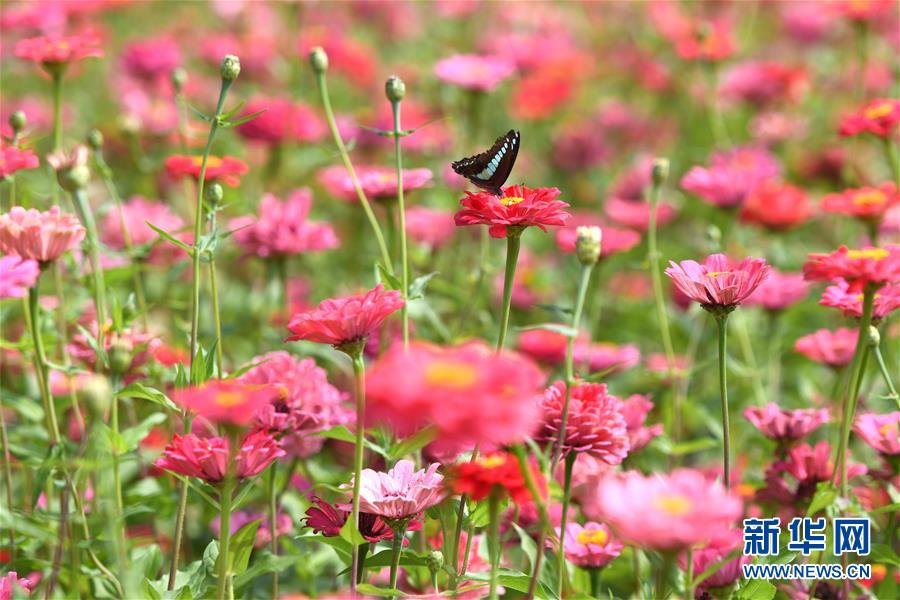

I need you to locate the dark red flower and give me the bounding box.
[303,496,421,543]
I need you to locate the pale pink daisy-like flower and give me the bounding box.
[100,196,187,265]
[317,165,433,202]
[680,146,781,208]
[434,54,515,92]
[0,206,85,264]
[744,404,830,442]
[560,522,623,568]
[404,206,455,249]
[154,429,285,484]
[0,255,39,299]
[794,328,858,368]
[744,269,809,311]
[584,468,743,551]
[665,254,770,311]
[345,460,445,521]
[820,279,900,320]
[229,189,339,259]
[854,412,900,455]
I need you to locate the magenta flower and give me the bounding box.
[1,143,40,178]
[154,429,285,484]
[555,214,641,258]
[854,412,900,455]
[404,206,455,249]
[560,522,623,568]
[793,328,858,368]
[678,529,749,592]
[235,97,325,145]
[15,32,103,66]
[229,189,339,259]
[318,165,433,202]
[758,441,866,508]
[0,206,85,264]
[346,460,445,521]
[303,496,420,543]
[120,36,181,81]
[744,404,830,442]
[744,269,810,311]
[574,341,641,375]
[680,146,781,208]
[434,54,515,92]
[820,279,900,320]
[455,185,570,239]
[286,284,404,349]
[605,196,676,231]
[172,381,286,428]
[0,255,39,299]
[665,254,770,311]
[100,196,187,265]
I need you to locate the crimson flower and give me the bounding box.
[454,185,570,239]
[303,496,421,544]
[164,155,249,187]
[739,181,813,231]
[821,183,900,224]
[154,429,285,484]
[802,245,900,291]
[665,254,770,311]
[14,32,103,66]
[448,452,544,505]
[1,143,40,178]
[839,98,900,138]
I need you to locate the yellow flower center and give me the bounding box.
[879,422,897,437]
[736,483,756,498]
[852,191,887,207]
[576,528,609,546]
[655,494,692,516]
[706,271,731,278]
[193,156,223,169]
[477,454,507,469]
[864,101,894,120]
[846,248,889,261]
[500,196,525,207]
[424,360,478,389]
[215,391,244,407]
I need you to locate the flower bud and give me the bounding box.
[109,339,134,376]
[309,47,329,74]
[426,550,444,573]
[651,158,669,186]
[47,146,91,192]
[9,110,26,135]
[80,374,112,417]
[205,183,224,207]
[867,325,880,347]
[575,226,602,265]
[385,76,406,103]
[220,54,241,81]
[87,129,104,151]
[172,67,187,92]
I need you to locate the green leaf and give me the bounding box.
[74,324,109,367]
[408,271,439,300]
[734,578,776,600]
[218,100,247,120]
[117,382,177,411]
[316,425,387,457]
[226,357,271,380]
[220,519,261,574]
[188,104,212,122]
[389,426,437,461]
[871,543,900,567]
[806,482,837,516]
[222,108,267,128]
[356,583,405,596]
[376,263,402,291]
[465,570,532,593]
[121,413,168,452]
[515,323,578,338]
[232,553,295,591]
[96,422,127,454]
[339,518,367,547]
[141,578,162,600]
[146,222,193,254]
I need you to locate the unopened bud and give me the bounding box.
[867,325,880,347]
[385,76,406,103]
[426,550,444,573]
[575,226,602,265]
[220,54,241,81]
[47,146,91,192]
[652,158,669,186]
[109,339,134,376]
[87,129,103,151]
[9,110,26,135]
[309,47,329,74]
[172,67,187,92]
[80,374,112,417]
[205,183,224,207]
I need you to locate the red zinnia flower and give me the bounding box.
[172,381,286,427]
[665,254,771,310]
[0,143,40,178]
[285,284,404,348]
[821,183,900,224]
[839,98,900,138]
[794,328,858,368]
[448,452,543,505]
[164,155,249,187]
[14,32,103,66]
[154,429,285,484]
[454,185,570,239]
[739,182,813,231]
[802,245,900,291]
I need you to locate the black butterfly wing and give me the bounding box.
[451,130,520,196]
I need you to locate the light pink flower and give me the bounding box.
[820,279,900,320]
[680,147,781,208]
[0,206,85,264]
[605,196,676,231]
[404,206,455,249]
[620,394,663,451]
[0,255,39,299]
[793,328,858,368]
[434,54,515,92]
[854,412,900,455]
[555,213,641,258]
[744,404,830,442]
[744,269,809,311]
[347,459,445,521]
[561,522,623,568]
[230,190,338,258]
[100,196,187,265]
[154,429,285,484]
[318,165,433,202]
[575,341,641,375]
[665,254,770,309]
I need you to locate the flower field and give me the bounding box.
[1,1,899,599]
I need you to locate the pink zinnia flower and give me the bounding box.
[665,254,771,310]
[229,189,338,259]
[121,36,181,81]
[0,571,36,598]
[584,468,742,552]
[455,185,570,239]
[404,206,455,249]
[620,394,663,451]
[0,255,39,299]
[68,322,154,377]
[794,328,858,368]
[434,54,515,92]
[854,412,900,455]
[164,155,249,187]
[14,32,103,66]
[172,381,286,428]
[0,206,85,264]
[154,429,285,484]
[822,183,900,224]
[740,182,813,231]
[0,143,40,178]
[536,381,630,463]
[744,404,830,442]
[317,165,433,202]
[346,460,445,521]
[744,269,810,311]
[719,61,807,107]
[820,279,900,320]
[560,522,623,568]
[803,245,900,291]
[235,97,325,145]
[366,341,544,456]
[286,284,404,349]
[758,441,866,507]
[605,196,676,231]
[678,529,749,592]
[681,146,781,208]
[839,98,900,138]
[100,196,187,265]
[576,341,641,375]
[555,214,641,258]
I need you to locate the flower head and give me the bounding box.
[821,279,900,320]
[317,165,433,202]
[46,145,90,192]
[15,32,103,66]
[121,36,181,81]
[794,328,858,368]
[235,97,325,145]
[0,206,85,264]
[839,98,900,138]
[680,146,780,208]
[620,394,664,451]
[303,495,420,543]
[0,255,39,299]
[744,269,810,311]
[172,381,286,428]
[758,441,866,508]
[665,254,770,311]
[0,143,40,178]
[822,183,900,224]
[719,60,807,107]
[164,155,249,187]
[434,54,515,92]
[802,245,900,291]
[739,182,813,231]
[100,196,187,265]
[744,404,830,442]
[154,429,285,484]
[854,412,900,456]
[454,185,570,239]
[345,460,445,521]
[404,206,455,249]
[678,529,749,591]
[561,522,623,568]
[448,452,543,505]
[555,214,640,258]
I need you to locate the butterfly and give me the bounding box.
[451,129,520,196]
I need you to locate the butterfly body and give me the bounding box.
[451,129,520,196]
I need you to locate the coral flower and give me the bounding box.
[822,183,900,224]
[100,196,187,265]
[584,468,742,551]
[821,279,900,320]
[366,341,544,455]
[681,146,781,208]
[560,522,623,568]
[744,269,810,311]
[448,452,542,505]
[347,460,445,521]
[0,206,85,264]
[854,412,900,455]
[802,245,900,290]
[744,404,830,442]
[404,206,455,249]
[794,328,858,368]
[839,98,900,138]
[740,182,813,231]
[154,429,285,484]
[164,155,249,187]
[317,165,433,202]
[172,381,286,428]
[665,254,771,311]
[536,381,630,464]
[229,189,338,258]
[678,529,749,592]
[286,284,404,349]
[0,255,39,299]
[235,97,325,144]
[0,143,40,178]
[14,32,103,66]
[454,185,570,239]
[434,54,516,92]
[303,496,420,543]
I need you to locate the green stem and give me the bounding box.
[167,412,194,591]
[715,313,732,490]
[215,453,236,600]
[109,374,127,573]
[50,70,63,203]
[449,495,468,590]
[685,549,694,600]
[632,549,642,598]
[590,567,602,598]
[766,311,783,404]
[496,232,522,352]
[391,99,410,348]
[487,489,502,600]
[70,188,108,353]
[208,256,224,375]
[0,386,16,556]
[871,333,899,405]
[349,353,367,595]
[883,138,900,190]
[313,70,393,273]
[556,452,576,598]
[28,280,61,445]
[389,522,408,590]
[268,463,279,599]
[515,445,555,599]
